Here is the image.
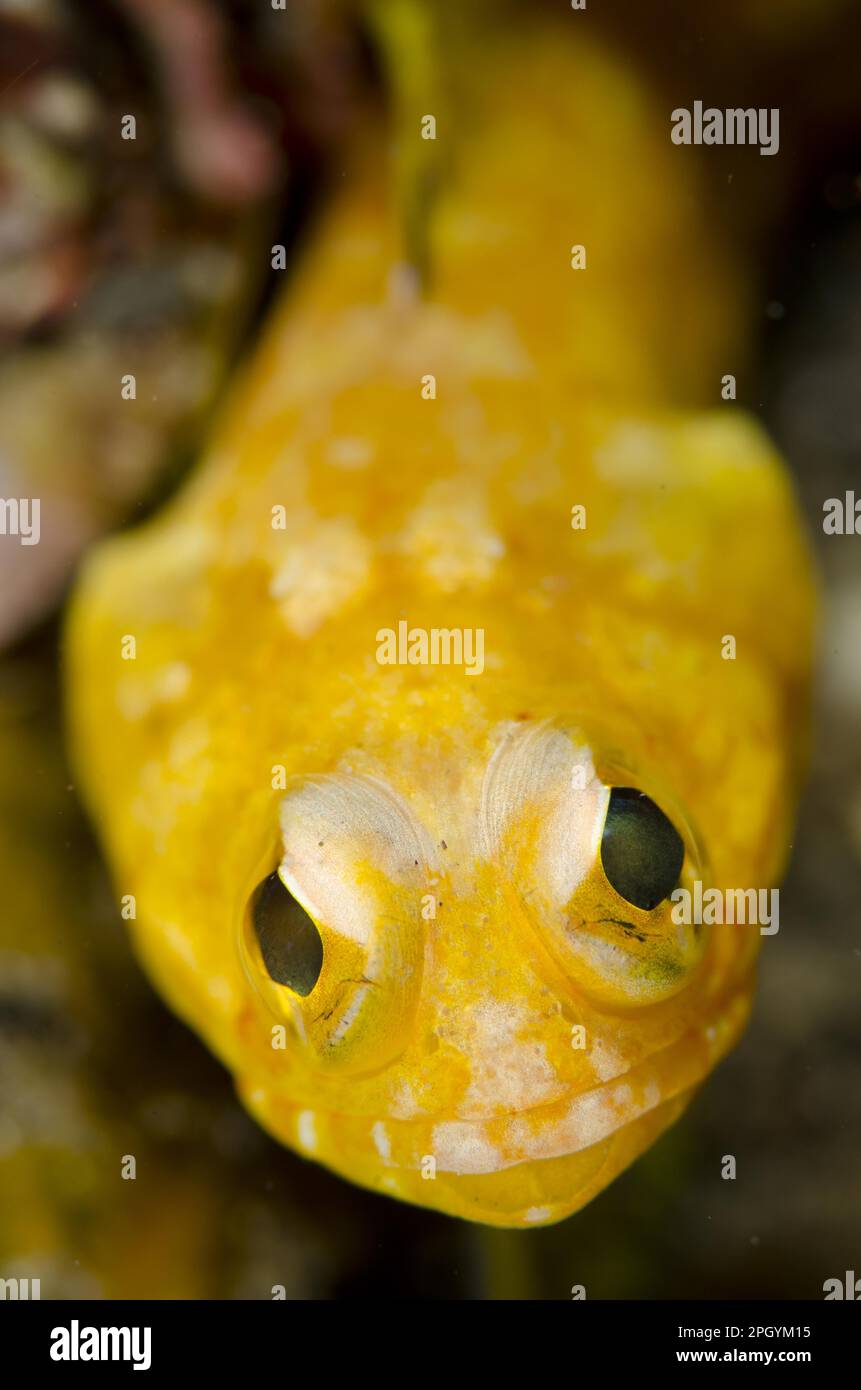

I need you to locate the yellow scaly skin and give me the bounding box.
[66,20,815,1226]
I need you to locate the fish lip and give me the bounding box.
[426,1080,662,1175]
[402,1004,749,1175]
[242,1000,749,1177]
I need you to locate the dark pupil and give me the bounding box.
[250,872,324,996]
[600,788,684,912]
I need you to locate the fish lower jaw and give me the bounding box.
[238,1056,721,1226]
[285,1088,700,1228]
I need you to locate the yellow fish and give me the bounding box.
[66,18,815,1227]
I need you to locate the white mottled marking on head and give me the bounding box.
[268,514,371,638]
[430,1121,502,1175]
[297,1110,317,1153]
[164,921,198,969]
[400,479,505,592]
[389,1081,424,1120]
[594,421,666,484]
[206,975,235,1008]
[588,1038,626,1083]
[371,1120,391,1162]
[462,998,560,1114]
[117,661,191,721]
[326,436,374,470]
[524,1206,552,1224]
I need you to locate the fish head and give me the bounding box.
[236,716,754,1226]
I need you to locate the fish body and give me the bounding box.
[67,21,815,1226]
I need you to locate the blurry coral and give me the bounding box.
[0,0,364,649]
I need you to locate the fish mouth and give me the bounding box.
[241,991,750,1224]
[247,1071,707,1228]
[422,1088,700,1227]
[390,997,743,1226]
[421,1009,740,1176]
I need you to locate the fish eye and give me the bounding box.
[249,871,324,996]
[600,787,685,911]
